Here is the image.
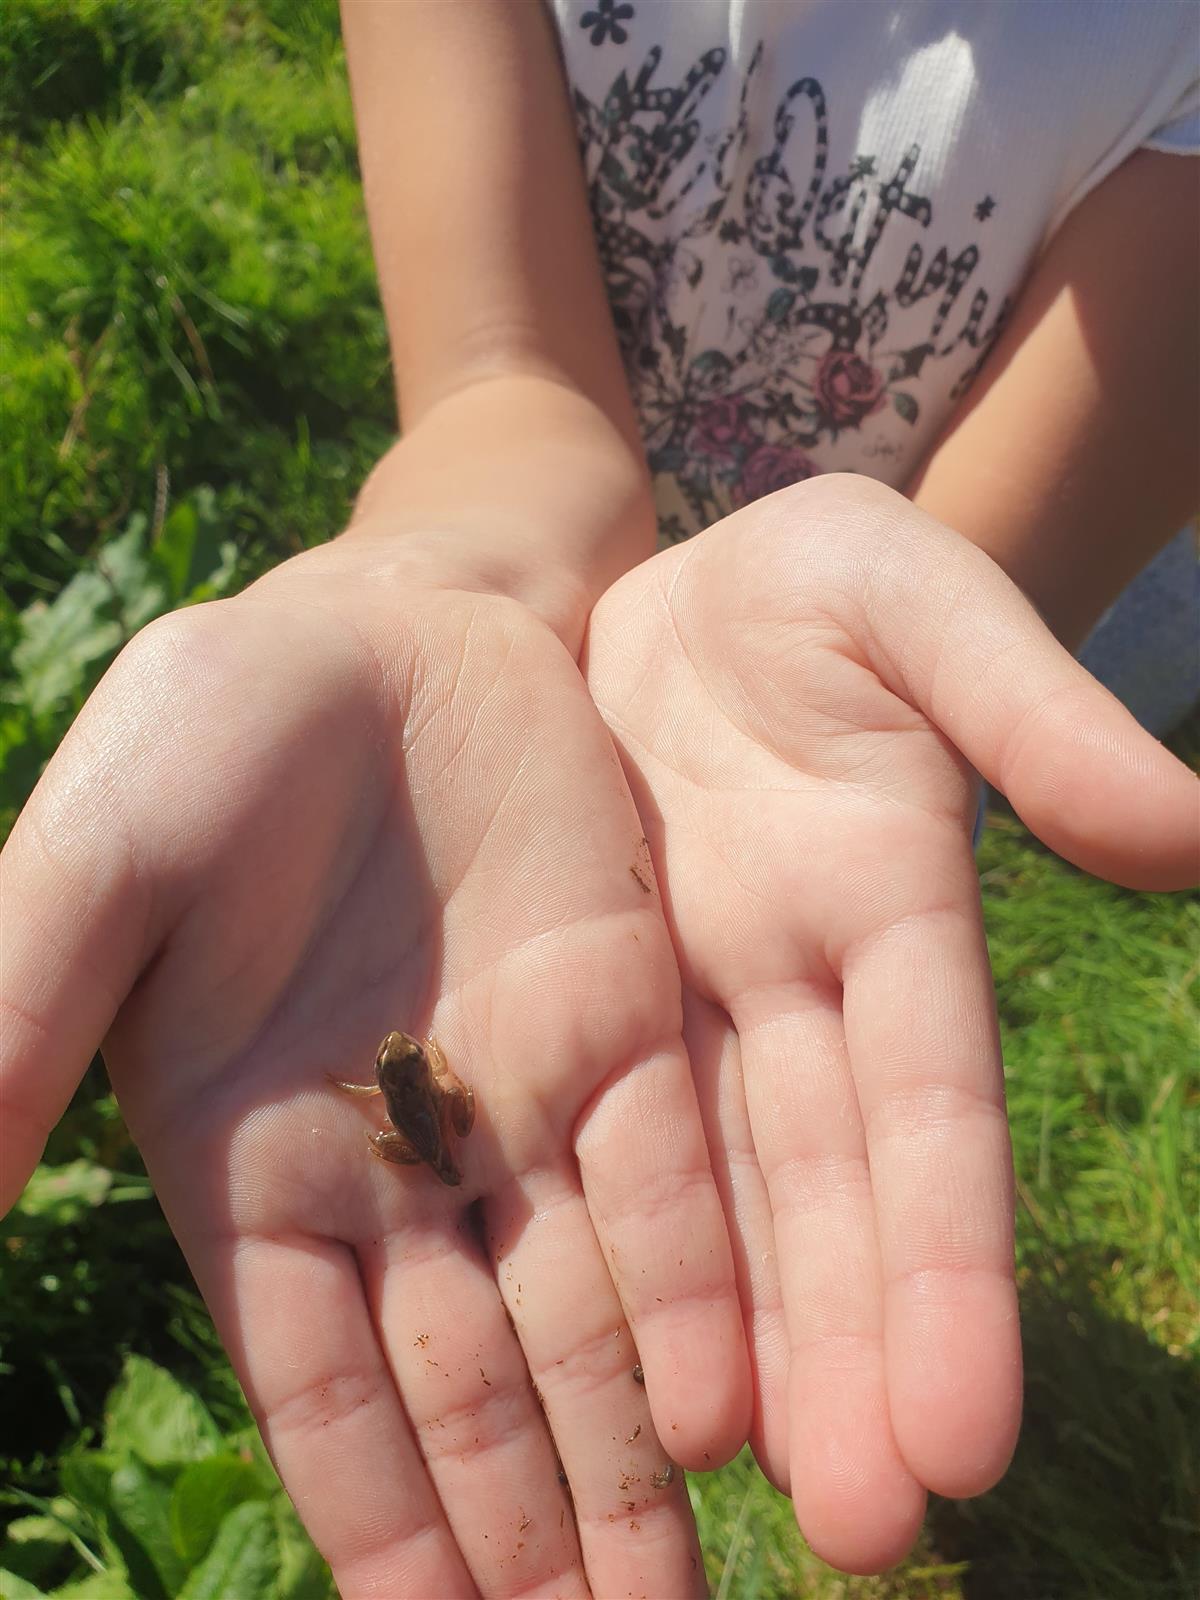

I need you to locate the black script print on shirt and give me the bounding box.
[571,42,1011,534]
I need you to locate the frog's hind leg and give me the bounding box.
[327,1074,382,1098]
[424,1036,475,1137]
[367,1129,422,1166]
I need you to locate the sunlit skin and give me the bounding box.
[0,544,746,1600]
[585,474,1200,1572]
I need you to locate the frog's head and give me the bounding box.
[375,1031,427,1088]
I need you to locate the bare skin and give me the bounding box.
[0,548,744,1600]
[585,474,1200,1572]
[329,1031,476,1187]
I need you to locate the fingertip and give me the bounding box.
[644,1306,753,1470]
[0,1100,48,1218]
[788,1359,926,1575]
[887,1271,1023,1499]
[746,1309,791,1494]
[791,1408,926,1575]
[1006,692,1200,891]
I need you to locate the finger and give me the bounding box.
[681,988,790,1493]
[0,738,148,1212]
[730,983,926,1575]
[195,1231,479,1599]
[364,1212,589,1598]
[844,478,1200,889]
[575,1037,752,1470]
[486,1166,707,1600]
[840,829,1023,1500]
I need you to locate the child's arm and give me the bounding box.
[909,149,1198,649]
[0,12,746,1594]
[336,0,655,653]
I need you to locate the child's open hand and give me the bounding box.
[0,537,752,1599]
[585,473,1199,1573]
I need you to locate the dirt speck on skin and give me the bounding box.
[518,1511,532,1533]
[651,1464,675,1489]
[414,1332,430,1348]
[625,1423,641,1443]
[632,1362,644,1384]
[630,836,654,893]
[479,1368,491,1386]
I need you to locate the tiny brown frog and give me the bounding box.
[329,1032,475,1187]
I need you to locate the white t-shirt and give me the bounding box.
[550,0,1200,539]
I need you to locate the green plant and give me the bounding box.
[0,0,216,139]
[0,1356,334,1599]
[0,491,241,831]
[1,37,390,609]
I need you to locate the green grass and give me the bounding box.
[1,4,1197,1596]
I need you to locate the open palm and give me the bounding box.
[585,475,1199,1574]
[1,539,751,1599]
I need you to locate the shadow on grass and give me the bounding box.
[930,1257,1199,1600]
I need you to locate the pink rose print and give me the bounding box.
[735,442,820,506]
[813,349,887,428]
[688,397,753,467]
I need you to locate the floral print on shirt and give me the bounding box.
[569,37,1010,537]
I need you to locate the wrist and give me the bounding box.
[339,374,655,653]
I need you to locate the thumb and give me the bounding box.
[864,495,1198,890]
[0,735,149,1215]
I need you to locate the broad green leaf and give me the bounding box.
[274,1501,334,1600]
[150,487,239,606]
[103,1358,220,1468]
[45,1574,137,1600]
[58,1454,116,1534]
[169,1456,267,1567]
[0,1516,72,1589]
[0,1494,104,1582]
[150,500,199,603]
[108,1458,186,1599]
[54,1454,130,1586]
[10,584,123,719]
[176,1503,276,1600]
[11,516,172,719]
[11,1163,112,1226]
[3,1517,72,1550]
[0,1569,47,1599]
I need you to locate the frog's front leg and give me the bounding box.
[366,1129,423,1166]
[424,1035,475,1137]
[327,1074,382,1098]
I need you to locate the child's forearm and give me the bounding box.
[338,0,653,648]
[908,149,1198,649]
